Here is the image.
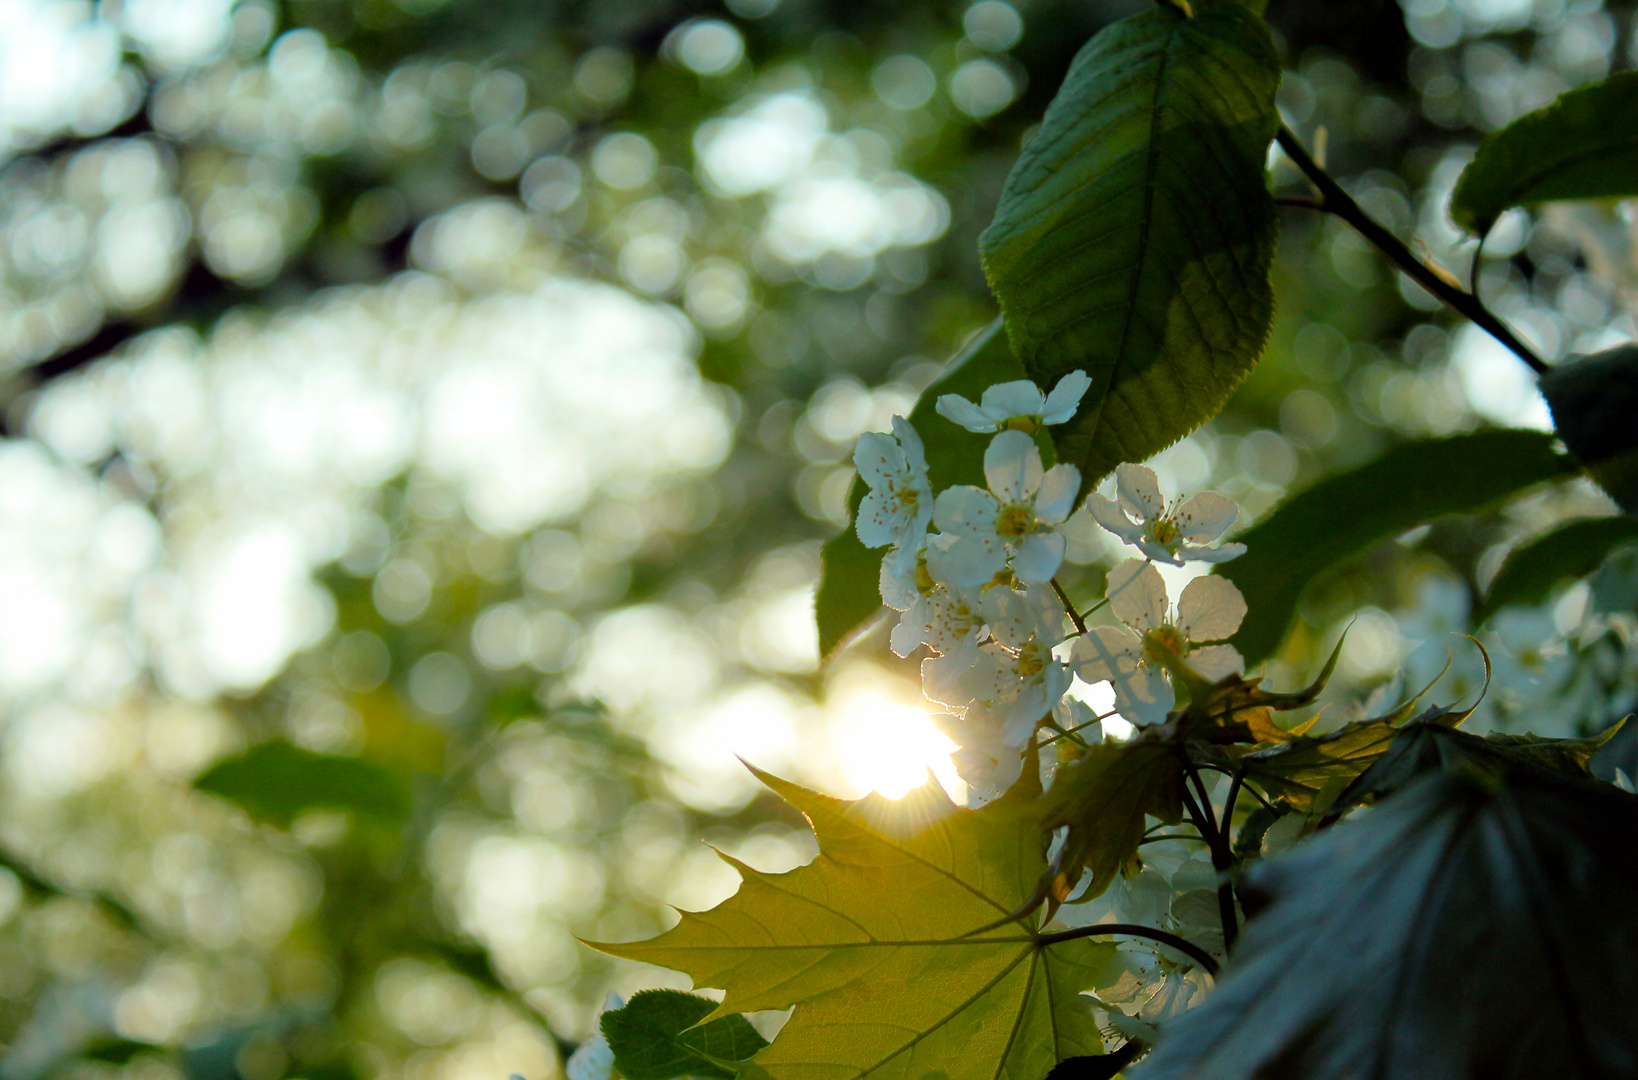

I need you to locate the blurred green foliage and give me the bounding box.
[0,3,1636,1080]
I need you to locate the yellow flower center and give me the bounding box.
[997,504,1034,539]
[1018,641,1046,677]
[1004,416,1038,433]
[1149,517,1179,547]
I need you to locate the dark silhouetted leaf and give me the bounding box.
[1478,515,1638,622]
[1134,768,1638,1080]
[1219,430,1577,667]
[1045,1041,1143,1080]
[980,5,1280,489]
[601,990,767,1080]
[194,740,412,828]
[1451,71,1638,233]
[1240,674,1469,814]
[1336,718,1623,808]
[1539,344,1638,514]
[815,320,1027,657]
[1036,738,1185,911]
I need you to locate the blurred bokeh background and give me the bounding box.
[0,0,1636,1077]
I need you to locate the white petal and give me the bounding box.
[892,415,928,471]
[1173,491,1238,543]
[983,429,1043,503]
[1087,493,1145,542]
[1034,464,1081,524]
[879,548,920,609]
[926,586,985,653]
[1054,696,1103,742]
[1115,463,1165,521]
[1041,370,1093,424]
[922,531,961,586]
[980,379,1047,420]
[1178,575,1247,642]
[958,642,1022,706]
[856,488,904,548]
[933,485,999,537]
[983,587,1034,649]
[1070,626,1143,684]
[1012,532,1065,583]
[1188,644,1245,681]
[1107,558,1169,631]
[935,394,997,433]
[926,533,1006,588]
[950,741,1024,802]
[854,430,906,488]
[1136,536,1185,566]
[890,610,926,658]
[1029,584,1069,648]
[922,646,980,708]
[1005,686,1049,746]
[1182,541,1247,564]
[1111,666,1175,727]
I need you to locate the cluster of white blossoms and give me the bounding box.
[853,374,1249,796]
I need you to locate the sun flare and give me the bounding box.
[826,669,962,802]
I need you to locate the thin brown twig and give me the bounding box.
[1274,125,1548,376]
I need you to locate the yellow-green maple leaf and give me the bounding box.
[591,768,1122,1080]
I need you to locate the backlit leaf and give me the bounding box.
[1134,769,1638,1079]
[1478,515,1638,623]
[980,5,1280,488]
[1219,430,1577,667]
[193,739,412,828]
[591,768,1122,1080]
[600,990,767,1080]
[815,320,1028,658]
[1450,71,1638,233]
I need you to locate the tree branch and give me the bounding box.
[1038,923,1220,976]
[1051,577,1088,636]
[1274,124,1548,376]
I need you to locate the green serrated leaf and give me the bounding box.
[814,320,1027,658]
[980,5,1280,489]
[1539,344,1638,514]
[193,740,412,828]
[1136,768,1638,1079]
[1478,516,1638,623]
[1219,430,1578,668]
[591,770,1120,1080]
[600,990,767,1080]
[1451,71,1638,234]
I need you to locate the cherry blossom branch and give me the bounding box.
[1038,708,1119,748]
[1274,124,1548,376]
[1051,577,1088,635]
[1176,752,1240,949]
[1038,923,1221,977]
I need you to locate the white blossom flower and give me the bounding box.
[924,583,1069,763]
[853,416,934,567]
[1070,560,1247,726]
[893,578,987,663]
[953,636,1071,739]
[936,370,1093,433]
[933,705,1027,802]
[1087,463,1245,565]
[931,430,1080,586]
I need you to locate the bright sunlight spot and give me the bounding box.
[824,665,961,802]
